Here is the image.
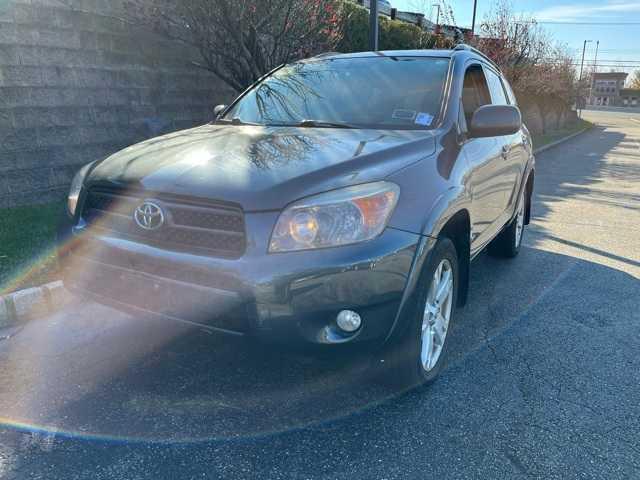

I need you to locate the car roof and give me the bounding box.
[309,50,455,60]
[308,47,501,72]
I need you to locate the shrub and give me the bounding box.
[337,1,451,53]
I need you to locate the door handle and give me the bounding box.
[501,145,510,159]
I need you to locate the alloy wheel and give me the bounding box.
[515,191,525,248]
[420,259,454,372]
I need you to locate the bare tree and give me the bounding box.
[629,70,640,89]
[471,1,550,85]
[122,0,345,92]
[408,0,456,26]
[470,1,578,133]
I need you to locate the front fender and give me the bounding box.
[420,185,470,238]
[381,186,471,344]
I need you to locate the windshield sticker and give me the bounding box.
[415,112,434,126]
[392,109,417,121]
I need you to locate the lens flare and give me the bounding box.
[0,185,411,444]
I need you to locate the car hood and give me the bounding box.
[88,124,436,211]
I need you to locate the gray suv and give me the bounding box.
[60,45,534,384]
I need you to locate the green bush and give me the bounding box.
[337,1,449,53]
[337,1,369,52]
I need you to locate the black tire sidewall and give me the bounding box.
[387,237,459,387]
[489,190,526,258]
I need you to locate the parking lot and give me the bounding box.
[0,109,639,479]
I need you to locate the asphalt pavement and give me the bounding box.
[0,109,639,479]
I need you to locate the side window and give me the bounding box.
[461,64,491,126]
[484,68,509,105]
[502,78,518,105]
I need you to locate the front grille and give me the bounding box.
[82,188,246,258]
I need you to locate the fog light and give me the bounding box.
[336,310,361,333]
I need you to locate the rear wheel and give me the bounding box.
[488,187,527,258]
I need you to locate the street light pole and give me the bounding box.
[369,0,379,51]
[432,3,440,26]
[471,0,478,36]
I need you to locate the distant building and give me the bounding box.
[396,10,434,30]
[588,72,628,106]
[437,24,473,41]
[356,0,463,40]
[362,0,392,16]
[619,88,640,107]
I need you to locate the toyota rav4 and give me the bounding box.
[59,45,535,384]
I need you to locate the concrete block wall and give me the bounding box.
[0,0,235,207]
[518,98,578,136]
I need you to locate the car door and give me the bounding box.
[499,73,528,216]
[483,66,524,220]
[459,63,507,251]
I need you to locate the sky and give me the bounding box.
[391,0,640,78]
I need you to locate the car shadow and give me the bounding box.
[0,245,637,445]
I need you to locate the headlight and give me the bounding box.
[67,163,92,216]
[269,181,399,252]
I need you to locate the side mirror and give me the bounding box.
[213,104,227,118]
[469,105,521,138]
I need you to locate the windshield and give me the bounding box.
[224,56,451,129]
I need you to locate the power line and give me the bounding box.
[539,63,640,68]
[535,21,640,25]
[597,49,640,53]
[545,57,640,62]
[566,59,640,64]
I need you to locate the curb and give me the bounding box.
[533,125,591,155]
[0,280,71,328]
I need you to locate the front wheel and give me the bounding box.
[382,237,459,386]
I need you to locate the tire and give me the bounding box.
[488,187,527,258]
[381,237,459,387]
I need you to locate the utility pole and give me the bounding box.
[471,0,478,36]
[432,3,440,34]
[578,39,592,82]
[589,40,599,107]
[578,39,592,117]
[369,0,379,51]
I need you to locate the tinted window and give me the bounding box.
[461,64,491,125]
[225,57,451,129]
[502,77,517,105]
[485,68,509,105]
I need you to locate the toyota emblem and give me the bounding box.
[134,201,164,231]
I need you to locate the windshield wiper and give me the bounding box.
[217,118,356,128]
[295,119,356,129]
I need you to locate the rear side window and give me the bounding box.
[484,68,509,105]
[502,78,518,105]
[461,64,491,126]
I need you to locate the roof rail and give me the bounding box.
[312,51,342,59]
[453,43,501,72]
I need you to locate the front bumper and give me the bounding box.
[59,210,423,346]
